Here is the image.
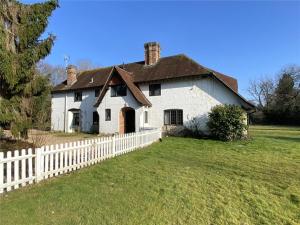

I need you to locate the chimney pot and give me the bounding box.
[144,42,160,66]
[66,65,77,86]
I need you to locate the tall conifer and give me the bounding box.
[0,0,58,137]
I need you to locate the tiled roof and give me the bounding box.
[52,54,238,92]
[95,67,151,107]
[52,54,254,109]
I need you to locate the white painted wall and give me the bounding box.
[139,76,244,132]
[51,92,65,131]
[51,76,247,134]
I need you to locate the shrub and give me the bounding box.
[207,105,247,141]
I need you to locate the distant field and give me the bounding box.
[0,126,299,225]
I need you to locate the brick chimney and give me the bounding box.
[66,65,77,86]
[144,42,160,66]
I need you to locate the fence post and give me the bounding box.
[112,135,116,157]
[0,152,3,193]
[35,147,43,183]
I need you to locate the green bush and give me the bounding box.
[207,105,247,141]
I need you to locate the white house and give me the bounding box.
[51,42,254,134]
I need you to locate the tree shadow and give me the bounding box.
[264,135,300,143]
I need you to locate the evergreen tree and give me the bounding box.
[266,73,298,124]
[0,0,58,138]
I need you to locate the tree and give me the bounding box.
[248,77,274,109]
[249,65,300,125]
[267,72,298,124]
[37,61,65,85]
[0,0,58,138]
[76,59,97,72]
[31,66,52,130]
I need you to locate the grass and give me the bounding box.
[0,126,299,225]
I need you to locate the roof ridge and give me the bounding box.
[79,66,113,75]
[79,54,186,75]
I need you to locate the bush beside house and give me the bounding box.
[207,105,247,141]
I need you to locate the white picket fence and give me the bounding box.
[0,128,161,194]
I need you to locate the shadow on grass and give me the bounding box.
[263,135,300,143]
[251,127,300,132]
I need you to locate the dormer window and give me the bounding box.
[111,84,127,97]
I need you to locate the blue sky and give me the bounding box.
[21,1,300,98]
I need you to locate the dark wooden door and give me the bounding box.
[125,109,135,133]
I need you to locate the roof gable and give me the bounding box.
[94,66,151,107]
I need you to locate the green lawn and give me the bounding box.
[0,126,299,225]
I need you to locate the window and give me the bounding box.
[73,112,80,126]
[164,109,183,125]
[93,111,99,125]
[105,109,111,121]
[144,111,148,123]
[149,84,161,96]
[74,91,82,102]
[111,85,127,97]
[95,89,100,97]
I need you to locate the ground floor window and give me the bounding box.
[73,112,80,126]
[164,109,183,125]
[105,109,111,121]
[144,111,148,123]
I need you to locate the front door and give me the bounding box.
[119,107,135,134]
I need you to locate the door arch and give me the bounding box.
[119,107,135,134]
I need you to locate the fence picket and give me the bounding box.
[64,143,68,173]
[0,152,3,193]
[21,149,26,187]
[44,146,49,179]
[14,150,19,189]
[54,144,59,176]
[59,144,64,174]
[0,129,161,193]
[6,152,11,191]
[49,145,54,177]
[28,149,33,184]
[73,142,77,170]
